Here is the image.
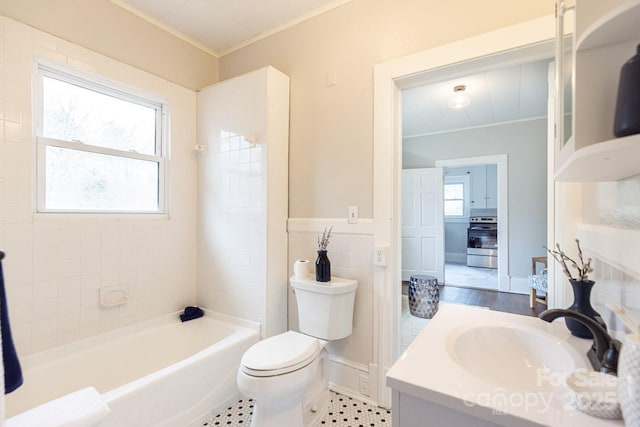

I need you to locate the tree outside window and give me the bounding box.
[36,63,166,213]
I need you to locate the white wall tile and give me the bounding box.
[197,68,289,337]
[288,227,374,367]
[58,276,81,296]
[589,252,640,313]
[0,16,198,356]
[31,318,57,341]
[31,298,57,322]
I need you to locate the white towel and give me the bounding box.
[5,387,110,427]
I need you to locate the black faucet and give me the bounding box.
[539,309,621,375]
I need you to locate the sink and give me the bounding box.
[388,305,601,426]
[447,323,581,390]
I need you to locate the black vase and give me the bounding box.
[614,44,640,137]
[565,279,604,339]
[315,250,331,282]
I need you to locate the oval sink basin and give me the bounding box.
[447,324,581,390]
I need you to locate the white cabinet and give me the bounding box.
[555,0,640,182]
[470,165,486,208]
[485,164,497,209]
[470,164,497,209]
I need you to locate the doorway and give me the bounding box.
[372,16,556,409]
[436,155,508,291]
[444,163,499,289]
[400,154,509,353]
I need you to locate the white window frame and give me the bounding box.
[443,175,470,221]
[34,61,167,214]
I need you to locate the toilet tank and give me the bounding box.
[290,276,357,340]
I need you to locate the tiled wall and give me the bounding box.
[0,17,198,356]
[288,227,374,367]
[196,123,268,323]
[580,179,640,317]
[589,254,640,314]
[196,68,289,337]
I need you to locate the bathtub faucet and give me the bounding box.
[538,309,621,375]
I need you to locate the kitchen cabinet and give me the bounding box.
[555,0,640,182]
[470,164,497,209]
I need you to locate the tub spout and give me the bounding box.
[539,309,621,375]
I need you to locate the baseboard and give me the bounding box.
[445,252,466,264]
[329,383,380,407]
[328,356,376,403]
[508,277,530,295]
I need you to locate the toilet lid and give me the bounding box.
[241,331,321,377]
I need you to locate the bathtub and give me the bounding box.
[5,310,260,427]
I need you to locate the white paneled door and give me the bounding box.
[401,168,444,282]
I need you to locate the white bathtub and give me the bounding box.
[5,311,260,427]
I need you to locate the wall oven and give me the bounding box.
[467,215,498,269]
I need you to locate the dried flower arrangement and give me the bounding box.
[317,226,333,251]
[545,239,593,282]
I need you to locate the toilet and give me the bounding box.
[237,276,357,427]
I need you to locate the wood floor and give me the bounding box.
[403,282,547,317]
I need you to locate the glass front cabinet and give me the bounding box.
[554,0,640,182]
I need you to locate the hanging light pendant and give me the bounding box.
[448,84,471,109]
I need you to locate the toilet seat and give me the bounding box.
[240,331,321,377]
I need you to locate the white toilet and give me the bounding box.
[237,276,357,427]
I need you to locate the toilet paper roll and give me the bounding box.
[293,259,310,279]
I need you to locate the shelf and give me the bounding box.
[577,0,640,51]
[555,133,640,182]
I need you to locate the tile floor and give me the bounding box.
[203,391,391,426]
[444,262,498,290]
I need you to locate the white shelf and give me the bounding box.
[577,0,640,51]
[555,133,640,181]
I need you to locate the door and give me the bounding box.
[401,168,444,282]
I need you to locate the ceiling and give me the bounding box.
[402,59,551,139]
[111,0,352,56]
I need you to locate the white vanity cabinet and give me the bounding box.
[555,0,640,182]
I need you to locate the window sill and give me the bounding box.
[33,212,169,221]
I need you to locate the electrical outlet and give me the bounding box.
[374,246,387,266]
[348,205,358,224]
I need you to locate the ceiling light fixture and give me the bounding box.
[448,85,471,109]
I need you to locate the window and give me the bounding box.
[35,63,166,213]
[444,176,469,218]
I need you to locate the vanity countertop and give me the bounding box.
[386,304,625,426]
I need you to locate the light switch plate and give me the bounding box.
[348,205,358,224]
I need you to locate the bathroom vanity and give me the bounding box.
[386,304,625,426]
